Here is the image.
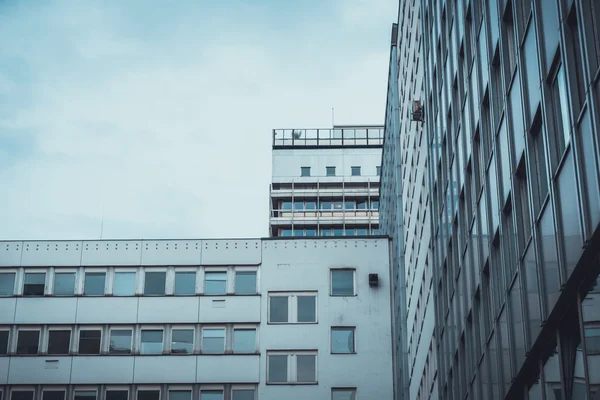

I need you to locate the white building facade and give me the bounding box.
[0,238,395,400]
[269,126,383,238]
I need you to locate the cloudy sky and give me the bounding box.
[0,0,396,240]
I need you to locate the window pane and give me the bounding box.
[332,328,355,353]
[42,392,65,400]
[144,271,166,295]
[141,330,163,354]
[268,355,288,383]
[585,327,600,353]
[74,392,96,400]
[137,391,159,400]
[79,330,101,354]
[23,273,45,296]
[332,389,356,400]
[106,391,128,400]
[202,329,225,353]
[204,272,226,295]
[175,272,196,295]
[351,166,361,176]
[269,296,288,323]
[48,330,71,355]
[297,354,316,382]
[17,330,39,354]
[168,391,190,400]
[0,331,8,355]
[53,273,75,296]
[114,272,136,296]
[327,167,336,176]
[109,330,132,354]
[332,270,355,295]
[84,272,106,296]
[297,296,316,323]
[235,271,256,295]
[231,390,254,400]
[301,167,310,177]
[12,392,34,400]
[199,392,223,400]
[0,273,16,295]
[172,329,194,354]
[233,329,256,353]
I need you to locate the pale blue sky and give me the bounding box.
[0,0,397,240]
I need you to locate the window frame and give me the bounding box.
[22,270,47,296]
[135,387,161,400]
[77,327,103,355]
[46,326,72,355]
[173,268,198,296]
[41,388,67,400]
[167,387,192,400]
[232,326,257,354]
[326,166,336,176]
[104,387,130,400]
[267,292,318,324]
[201,326,226,354]
[0,327,9,355]
[330,269,357,297]
[16,327,41,355]
[331,387,357,400]
[170,326,196,354]
[266,351,318,385]
[108,327,134,355]
[143,268,168,296]
[52,269,77,296]
[73,388,98,400]
[300,167,311,177]
[233,268,258,295]
[111,269,138,297]
[83,269,107,296]
[10,389,36,400]
[230,386,256,400]
[199,386,224,400]
[139,327,165,355]
[330,326,356,354]
[351,166,361,176]
[0,270,17,296]
[203,268,227,296]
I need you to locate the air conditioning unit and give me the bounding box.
[412,100,424,122]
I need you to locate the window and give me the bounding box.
[17,330,39,354]
[0,272,16,295]
[301,167,311,177]
[174,271,196,295]
[106,391,128,400]
[109,329,133,354]
[331,327,355,354]
[23,272,45,296]
[171,329,194,354]
[231,389,254,400]
[332,388,357,400]
[74,392,96,400]
[11,392,34,400]
[114,272,136,296]
[267,352,317,384]
[53,272,75,296]
[84,272,106,296]
[204,271,226,295]
[331,269,355,296]
[144,271,166,295]
[137,391,159,400]
[234,270,256,295]
[371,200,379,210]
[168,391,190,400]
[351,166,361,176]
[268,293,317,323]
[550,64,571,163]
[202,328,225,354]
[199,392,222,400]
[233,328,256,353]
[326,166,336,176]
[585,327,600,354]
[42,391,65,400]
[0,330,9,354]
[376,166,381,176]
[79,329,101,354]
[47,329,71,355]
[141,329,163,354]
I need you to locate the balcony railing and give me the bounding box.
[273,127,384,147]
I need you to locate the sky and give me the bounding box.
[0,0,397,240]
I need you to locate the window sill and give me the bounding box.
[267,322,318,325]
[266,382,318,386]
[331,352,357,355]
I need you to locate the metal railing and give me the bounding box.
[273,127,384,147]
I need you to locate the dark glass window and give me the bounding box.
[168,392,190,400]
[235,271,256,295]
[297,354,317,382]
[137,391,159,400]
[140,329,163,354]
[199,391,222,400]
[326,166,336,176]
[79,330,101,354]
[0,272,16,296]
[331,270,355,296]
[174,272,196,295]
[269,296,288,323]
[105,391,128,400]
[48,330,71,355]
[42,392,65,400]
[53,273,75,296]
[109,329,132,354]
[11,392,34,400]
[320,201,332,210]
[84,272,106,296]
[351,166,361,176]
[376,166,381,176]
[202,328,225,354]
[16,330,39,354]
[144,271,166,295]
[171,329,194,354]
[204,271,226,295]
[267,354,288,383]
[23,273,45,296]
[74,392,96,400]
[231,390,254,400]
[0,330,8,354]
[331,327,355,354]
[297,295,316,323]
[300,167,310,177]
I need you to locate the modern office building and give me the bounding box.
[0,238,395,400]
[380,5,436,400]
[384,0,600,398]
[269,126,383,238]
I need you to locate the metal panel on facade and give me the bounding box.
[200,240,261,265]
[8,357,72,384]
[198,296,261,323]
[14,298,77,324]
[133,356,196,383]
[138,297,199,323]
[81,240,142,266]
[21,241,82,267]
[76,297,138,324]
[71,356,134,383]
[196,355,259,383]
[0,241,23,267]
[0,299,16,324]
[140,240,202,266]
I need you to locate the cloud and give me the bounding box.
[0,0,397,240]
